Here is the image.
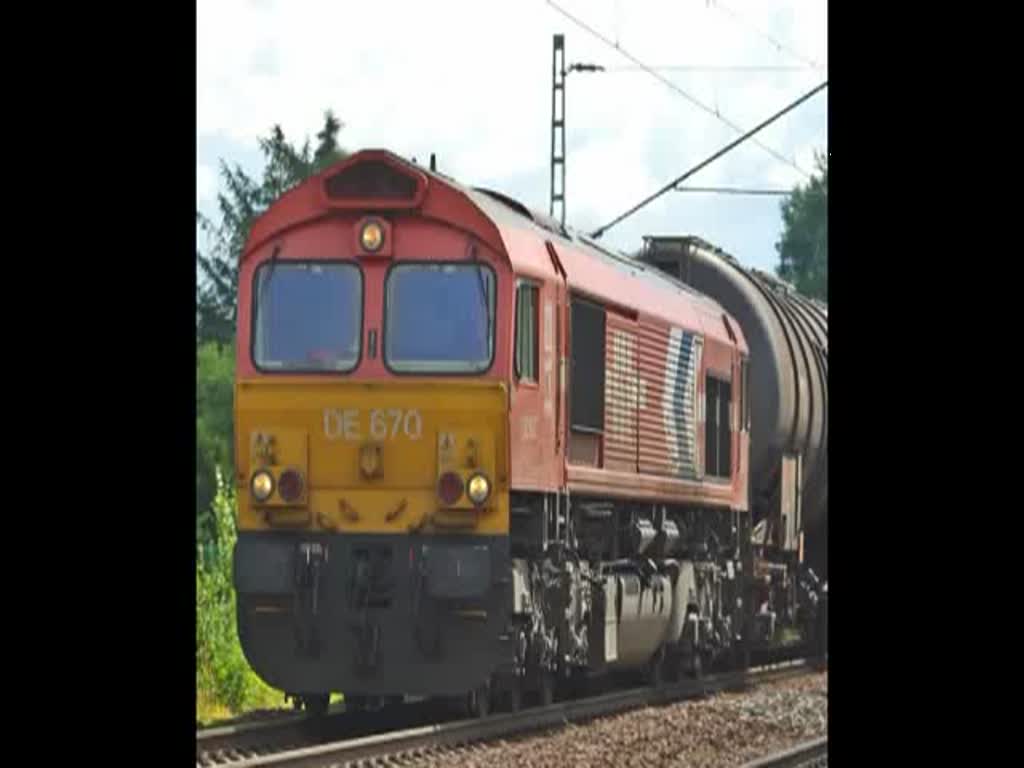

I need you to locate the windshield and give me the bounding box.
[384,262,495,373]
[252,261,362,372]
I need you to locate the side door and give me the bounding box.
[545,241,568,485]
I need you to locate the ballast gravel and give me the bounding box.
[410,671,827,768]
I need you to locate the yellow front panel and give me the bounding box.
[235,379,509,535]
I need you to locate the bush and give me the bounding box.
[196,340,235,545]
[196,468,282,721]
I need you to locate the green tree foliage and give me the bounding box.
[197,340,235,544]
[775,151,827,301]
[197,111,349,346]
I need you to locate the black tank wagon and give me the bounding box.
[639,235,828,614]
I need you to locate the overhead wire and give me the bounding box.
[711,1,825,73]
[546,0,810,178]
[603,65,814,73]
[591,80,827,238]
[674,186,792,196]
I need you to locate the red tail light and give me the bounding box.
[278,469,304,502]
[437,472,464,506]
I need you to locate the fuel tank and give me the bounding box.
[638,236,827,574]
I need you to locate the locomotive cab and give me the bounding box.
[232,152,516,709]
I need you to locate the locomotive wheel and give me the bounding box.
[510,686,523,712]
[466,683,492,719]
[505,679,523,713]
[568,669,592,699]
[345,695,369,714]
[538,671,555,707]
[303,694,330,718]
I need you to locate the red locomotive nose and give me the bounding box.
[437,471,464,506]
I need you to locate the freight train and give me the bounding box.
[230,149,827,717]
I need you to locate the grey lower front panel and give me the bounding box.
[233,531,514,697]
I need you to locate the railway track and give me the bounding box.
[740,737,828,768]
[198,658,820,768]
[197,698,443,765]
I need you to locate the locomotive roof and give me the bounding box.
[460,186,746,351]
[242,149,747,352]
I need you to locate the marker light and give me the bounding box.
[466,473,491,506]
[251,471,274,502]
[360,220,384,252]
[278,469,304,503]
[438,471,464,506]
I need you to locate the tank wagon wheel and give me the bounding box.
[816,592,829,662]
[646,648,667,688]
[688,653,704,681]
[735,644,752,672]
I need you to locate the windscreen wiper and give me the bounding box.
[468,244,491,351]
[257,245,283,307]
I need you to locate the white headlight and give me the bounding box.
[466,473,490,505]
[251,470,274,502]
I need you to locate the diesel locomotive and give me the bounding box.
[230,149,828,717]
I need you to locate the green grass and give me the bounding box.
[197,469,291,726]
[196,668,286,725]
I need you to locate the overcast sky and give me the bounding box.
[197,0,827,272]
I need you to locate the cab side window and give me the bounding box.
[705,374,732,478]
[515,283,539,382]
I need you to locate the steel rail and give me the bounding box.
[739,736,828,768]
[198,712,307,753]
[197,699,439,766]
[206,658,817,768]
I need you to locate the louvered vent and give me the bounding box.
[324,160,418,201]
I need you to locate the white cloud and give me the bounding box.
[198,0,827,271]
